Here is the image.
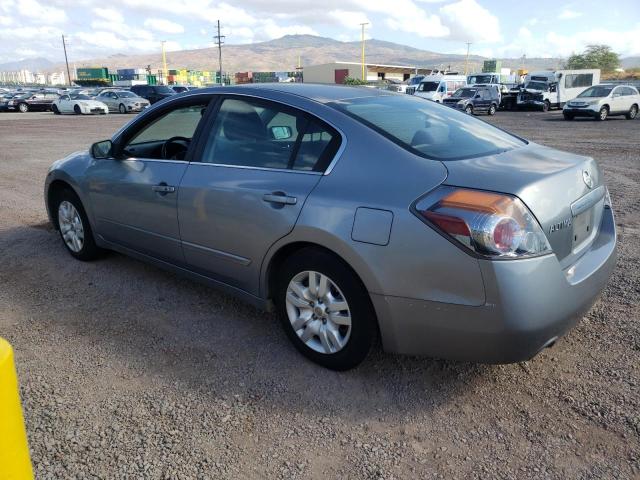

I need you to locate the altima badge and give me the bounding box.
[550,218,572,233]
[583,170,594,189]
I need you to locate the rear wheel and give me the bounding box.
[276,248,376,370]
[465,105,473,115]
[597,106,608,121]
[119,103,126,114]
[626,104,638,120]
[73,104,81,115]
[488,104,497,116]
[542,100,550,112]
[18,103,28,113]
[53,189,103,261]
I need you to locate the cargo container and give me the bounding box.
[76,67,109,80]
[482,60,502,73]
[147,75,157,85]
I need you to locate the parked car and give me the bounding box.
[130,85,176,104]
[44,84,616,370]
[563,84,639,121]
[52,94,108,115]
[96,90,150,113]
[443,86,500,115]
[6,92,58,112]
[413,75,467,102]
[0,92,20,111]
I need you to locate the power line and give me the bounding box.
[214,20,225,85]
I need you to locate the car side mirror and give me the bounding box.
[91,140,113,159]
[270,126,293,140]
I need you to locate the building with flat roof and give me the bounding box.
[302,61,433,84]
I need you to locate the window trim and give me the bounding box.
[189,93,345,175]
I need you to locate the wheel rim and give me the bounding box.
[465,106,472,114]
[58,200,84,253]
[600,108,607,120]
[631,106,638,118]
[119,104,125,113]
[490,106,496,114]
[19,104,27,112]
[285,271,352,354]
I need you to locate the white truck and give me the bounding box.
[517,69,600,111]
[413,74,468,102]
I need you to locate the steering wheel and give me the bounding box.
[161,136,191,160]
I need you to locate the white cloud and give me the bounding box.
[328,10,371,29]
[143,18,185,34]
[16,0,67,24]
[558,9,582,20]
[439,0,501,42]
[93,7,123,24]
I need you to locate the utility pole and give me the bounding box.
[359,22,369,81]
[464,42,472,75]
[61,35,72,86]
[214,20,225,85]
[161,41,168,84]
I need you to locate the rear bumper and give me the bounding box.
[372,207,617,363]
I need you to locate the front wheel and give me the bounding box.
[54,189,103,261]
[119,103,126,114]
[52,104,60,115]
[276,248,376,370]
[465,105,473,115]
[74,104,81,115]
[597,106,608,121]
[487,104,497,116]
[542,100,550,112]
[626,104,638,120]
[18,103,28,113]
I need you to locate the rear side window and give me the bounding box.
[200,97,340,172]
[329,94,525,161]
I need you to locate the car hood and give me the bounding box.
[443,143,605,265]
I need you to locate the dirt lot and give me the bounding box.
[0,109,638,479]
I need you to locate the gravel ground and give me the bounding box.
[0,109,638,479]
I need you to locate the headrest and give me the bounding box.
[223,103,266,142]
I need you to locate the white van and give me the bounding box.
[517,69,600,111]
[414,75,467,102]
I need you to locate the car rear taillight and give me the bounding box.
[414,186,551,258]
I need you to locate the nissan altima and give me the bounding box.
[44,85,616,370]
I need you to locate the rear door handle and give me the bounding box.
[262,193,297,205]
[152,183,176,195]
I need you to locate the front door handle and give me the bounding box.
[262,193,297,205]
[152,183,176,195]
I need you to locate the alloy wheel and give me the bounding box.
[58,200,85,253]
[285,270,352,354]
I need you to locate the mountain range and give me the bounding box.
[4,35,639,75]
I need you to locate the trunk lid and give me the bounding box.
[443,143,606,267]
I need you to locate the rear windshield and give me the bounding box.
[329,95,525,161]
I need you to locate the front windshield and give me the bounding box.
[452,88,477,98]
[117,91,137,98]
[417,81,439,92]
[467,75,492,84]
[329,94,525,161]
[525,81,548,91]
[71,94,91,100]
[577,86,613,98]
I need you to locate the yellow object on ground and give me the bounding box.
[0,338,33,480]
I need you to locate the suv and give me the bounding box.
[129,85,176,104]
[442,86,500,115]
[563,84,639,121]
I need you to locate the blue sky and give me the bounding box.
[0,0,639,65]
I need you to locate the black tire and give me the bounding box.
[563,113,574,120]
[17,103,28,113]
[52,104,60,115]
[119,103,126,114]
[465,105,473,115]
[275,248,377,371]
[52,188,104,261]
[625,104,638,120]
[597,106,608,121]
[487,104,497,116]
[74,104,81,115]
[542,100,550,112]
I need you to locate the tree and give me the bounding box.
[343,77,368,86]
[566,45,620,72]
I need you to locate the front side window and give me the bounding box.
[329,94,525,161]
[200,98,339,172]
[121,101,209,160]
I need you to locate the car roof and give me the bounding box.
[192,83,392,104]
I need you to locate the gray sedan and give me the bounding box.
[44,84,616,370]
[95,90,150,113]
